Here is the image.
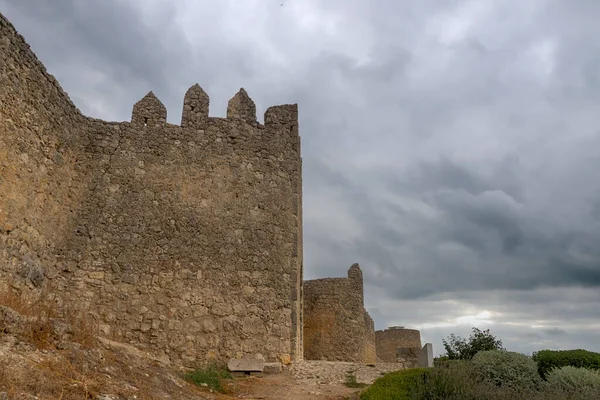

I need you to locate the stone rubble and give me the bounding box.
[290,360,406,385]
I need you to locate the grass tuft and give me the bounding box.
[183,363,232,393]
[344,372,368,388]
[360,368,427,399]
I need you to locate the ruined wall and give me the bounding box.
[363,312,376,363]
[0,12,303,365]
[375,327,422,363]
[303,264,376,363]
[0,12,88,291]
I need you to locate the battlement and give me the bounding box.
[130,85,298,132]
[0,11,303,366]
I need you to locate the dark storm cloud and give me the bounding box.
[302,152,600,295]
[0,0,266,121]
[3,0,600,354]
[1,0,187,113]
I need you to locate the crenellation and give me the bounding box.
[227,88,257,125]
[131,91,167,128]
[264,104,299,132]
[181,83,209,129]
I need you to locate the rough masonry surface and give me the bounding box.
[303,264,376,363]
[0,12,303,365]
[375,327,422,364]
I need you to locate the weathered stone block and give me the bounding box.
[418,343,434,368]
[227,358,264,372]
[263,362,283,374]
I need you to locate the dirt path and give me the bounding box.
[217,372,361,400]
[210,360,405,400]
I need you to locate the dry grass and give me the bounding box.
[0,352,105,399]
[0,283,120,399]
[0,281,212,399]
[0,281,98,350]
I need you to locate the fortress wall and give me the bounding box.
[57,91,303,364]
[0,12,89,292]
[363,312,376,363]
[375,327,422,363]
[303,264,376,363]
[0,12,303,365]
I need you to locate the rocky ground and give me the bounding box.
[0,302,405,400]
[291,360,407,385]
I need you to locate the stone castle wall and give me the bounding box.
[303,264,376,363]
[375,327,422,363]
[0,13,303,365]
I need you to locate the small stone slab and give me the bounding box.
[227,358,264,373]
[418,343,434,368]
[263,362,283,374]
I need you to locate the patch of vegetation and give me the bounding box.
[361,327,600,400]
[360,368,427,399]
[533,349,600,379]
[183,363,232,393]
[442,327,504,360]
[471,350,542,390]
[544,365,600,394]
[345,372,368,388]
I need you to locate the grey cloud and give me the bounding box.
[3,0,600,355]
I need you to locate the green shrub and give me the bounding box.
[183,363,232,393]
[408,361,570,400]
[407,363,473,399]
[360,368,427,400]
[533,349,600,379]
[442,328,504,360]
[544,366,600,393]
[471,350,541,390]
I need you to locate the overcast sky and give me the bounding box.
[3,0,600,357]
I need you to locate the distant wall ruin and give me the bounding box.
[0,12,303,365]
[376,327,422,364]
[303,264,376,363]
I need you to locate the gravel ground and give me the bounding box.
[290,360,406,385]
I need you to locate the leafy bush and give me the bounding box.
[365,362,598,400]
[471,350,541,390]
[407,362,473,399]
[360,368,427,400]
[442,328,503,360]
[533,349,600,379]
[544,366,600,393]
[407,361,574,400]
[183,363,232,393]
